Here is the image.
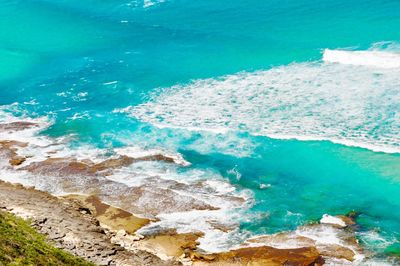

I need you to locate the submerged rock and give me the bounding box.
[107,184,220,217]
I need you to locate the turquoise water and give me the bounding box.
[1,0,400,259]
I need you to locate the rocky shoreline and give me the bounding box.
[0,180,177,266]
[0,179,368,266]
[0,116,396,265]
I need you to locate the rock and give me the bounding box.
[128,230,204,260]
[0,122,38,131]
[9,156,26,166]
[22,158,95,177]
[318,244,356,261]
[66,194,150,234]
[0,180,173,266]
[116,230,127,238]
[337,214,356,227]
[108,185,220,217]
[0,141,28,167]
[207,220,237,233]
[191,246,324,266]
[246,232,316,248]
[320,214,347,227]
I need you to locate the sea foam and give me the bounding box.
[323,49,400,69]
[124,50,400,154]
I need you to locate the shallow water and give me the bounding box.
[0,0,399,260]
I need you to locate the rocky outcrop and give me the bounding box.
[0,140,27,166]
[0,120,232,220]
[66,194,151,234]
[21,155,179,177]
[115,229,204,262]
[0,180,179,266]
[0,121,38,131]
[0,178,371,266]
[243,214,363,264]
[106,184,220,217]
[190,246,324,266]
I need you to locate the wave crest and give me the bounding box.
[323,49,400,69]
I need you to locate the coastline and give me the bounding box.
[0,116,399,265]
[1,1,399,265]
[0,179,368,266]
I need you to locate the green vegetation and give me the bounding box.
[0,211,93,266]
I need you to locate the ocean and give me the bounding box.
[0,0,399,263]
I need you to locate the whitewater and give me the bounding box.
[1,0,400,264]
[123,49,400,154]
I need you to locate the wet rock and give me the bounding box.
[9,156,26,166]
[22,154,183,178]
[318,244,355,261]
[0,141,28,166]
[108,184,220,217]
[320,214,354,228]
[191,246,323,266]
[0,121,38,131]
[244,215,363,264]
[22,158,95,176]
[66,194,150,234]
[207,220,238,233]
[128,230,204,260]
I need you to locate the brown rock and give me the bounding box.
[66,194,150,234]
[22,154,181,177]
[0,141,28,167]
[336,214,356,227]
[191,246,324,266]
[0,122,38,131]
[22,158,95,176]
[9,156,26,166]
[207,220,237,233]
[318,244,355,261]
[132,230,204,258]
[247,232,316,248]
[0,180,176,266]
[108,185,220,216]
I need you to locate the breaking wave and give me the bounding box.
[323,49,400,69]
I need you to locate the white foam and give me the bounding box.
[124,54,400,154]
[323,49,400,69]
[143,0,166,8]
[103,80,118,85]
[295,224,365,263]
[115,146,190,166]
[138,209,249,252]
[320,214,347,227]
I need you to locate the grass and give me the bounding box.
[0,210,94,266]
